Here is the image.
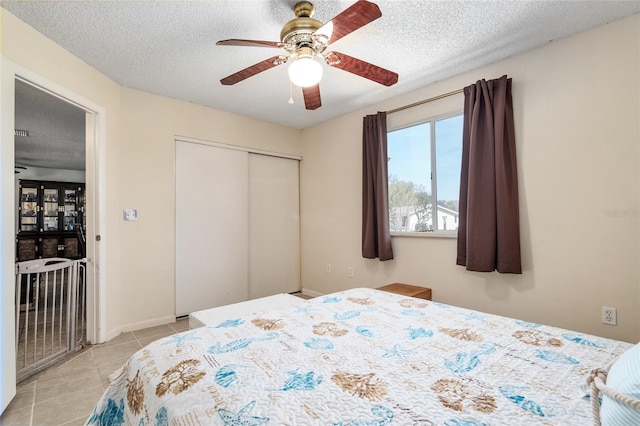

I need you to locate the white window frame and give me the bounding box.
[387,110,463,238]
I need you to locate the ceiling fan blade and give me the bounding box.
[220,55,286,85]
[315,1,382,44]
[326,51,398,86]
[302,84,322,110]
[217,39,286,49]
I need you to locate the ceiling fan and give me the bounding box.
[217,0,398,110]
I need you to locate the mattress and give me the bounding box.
[86,287,632,425]
[188,293,304,329]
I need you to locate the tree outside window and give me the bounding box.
[388,114,462,233]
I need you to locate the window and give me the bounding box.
[387,113,463,234]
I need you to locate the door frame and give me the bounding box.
[1,59,107,411]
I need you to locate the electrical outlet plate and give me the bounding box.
[325,263,332,273]
[602,307,617,326]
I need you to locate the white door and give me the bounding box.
[248,154,300,298]
[175,141,249,316]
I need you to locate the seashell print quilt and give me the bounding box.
[85,288,632,425]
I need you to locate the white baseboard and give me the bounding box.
[105,315,177,342]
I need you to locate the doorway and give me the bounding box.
[14,79,88,380]
[10,74,103,370]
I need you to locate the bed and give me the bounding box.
[85,287,636,425]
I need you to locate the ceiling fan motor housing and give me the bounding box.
[280,1,324,48]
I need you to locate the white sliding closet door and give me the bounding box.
[175,141,248,316]
[248,154,300,298]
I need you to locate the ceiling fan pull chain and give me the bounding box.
[288,80,294,104]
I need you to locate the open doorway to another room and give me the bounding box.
[13,79,88,382]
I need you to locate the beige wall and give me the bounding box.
[1,9,302,340]
[2,8,639,344]
[300,14,640,343]
[116,88,301,334]
[1,8,123,340]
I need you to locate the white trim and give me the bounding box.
[1,55,18,414]
[429,118,439,229]
[107,315,177,340]
[387,109,464,133]
[7,62,108,344]
[175,135,303,161]
[16,75,92,113]
[391,231,457,239]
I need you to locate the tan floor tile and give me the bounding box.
[131,324,175,340]
[35,367,102,404]
[32,385,103,426]
[94,358,136,380]
[49,351,94,377]
[0,404,32,426]
[16,372,41,386]
[291,292,313,300]
[34,363,64,381]
[8,317,193,425]
[99,331,136,347]
[60,348,94,365]
[170,318,190,332]
[100,374,111,390]
[91,340,141,365]
[98,374,111,390]
[95,358,128,386]
[4,381,35,412]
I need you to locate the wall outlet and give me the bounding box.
[602,307,617,326]
[325,263,332,273]
[347,266,354,278]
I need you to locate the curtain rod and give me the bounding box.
[386,88,464,115]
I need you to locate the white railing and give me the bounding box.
[15,257,86,382]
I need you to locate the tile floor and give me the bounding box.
[0,318,190,426]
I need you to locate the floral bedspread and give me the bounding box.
[86,288,631,425]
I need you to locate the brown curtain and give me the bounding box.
[362,111,394,261]
[457,75,521,273]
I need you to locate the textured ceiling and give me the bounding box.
[14,79,86,171]
[4,1,640,170]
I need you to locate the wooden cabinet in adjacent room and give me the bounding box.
[16,180,85,261]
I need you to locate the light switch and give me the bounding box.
[123,209,138,221]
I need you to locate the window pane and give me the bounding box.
[435,115,463,231]
[387,123,432,232]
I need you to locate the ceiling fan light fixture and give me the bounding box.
[217,0,396,110]
[288,49,323,87]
